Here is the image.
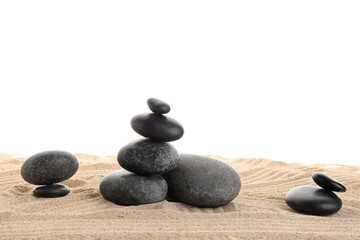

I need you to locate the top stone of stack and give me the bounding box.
[131,98,184,142]
[312,172,346,192]
[147,98,171,115]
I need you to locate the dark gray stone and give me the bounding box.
[131,113,184,142]
[99,169,168,206]
[163,154,241,207]
[117,139,179,175]
[285,185,342,216]
[312,172,346,192]
[147,98,171,114]
[21,150,79,185]
[33,184,70,198]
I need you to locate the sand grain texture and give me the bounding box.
[0,153,359,239]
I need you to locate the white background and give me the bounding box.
[0,1,359,166]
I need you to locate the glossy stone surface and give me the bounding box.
[33,184,70,198]
[285,185,342,216]
[163,154,241,207]
[117,139,179,175]
[147,98,171,114]
[131,113,184,142]
[312,172,346,192]
[21,150,79,185]
[99,169,168,206]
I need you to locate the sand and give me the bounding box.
[0,153,359,240]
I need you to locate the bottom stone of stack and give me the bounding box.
[99,169,168,206]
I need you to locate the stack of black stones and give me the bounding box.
[99,98,184,205]
[21,150,79,198]
[285,172,346,215]
[100,98,242,207]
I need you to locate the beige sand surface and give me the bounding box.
[0,153,359,240]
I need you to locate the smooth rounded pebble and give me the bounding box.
[99,169,168,206]
[285,185,342,216]
[21,150,79,185]
[147,98,171,114]
[131,113,184,142]
[118,139,179,175]
[33,184,70,198]
[163,154,241,207]
[312,172,346,192]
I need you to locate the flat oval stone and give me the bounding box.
[312,172,346,192]
[131,113,184,142]
[118,139,179,175]
[99,169,168,206]
[285,185,342,216]
[33,184,70,198]
[21,150,79,185]
[147,98,171,114]
[163,154,241,207]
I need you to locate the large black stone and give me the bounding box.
[312,172,346,192]
[163,154,241,207]
[285,185,342,216]
[33,184,70,198]
[21,150,79,185]
[147,98,171,115]
[117,139,179,175]
[131,113,184,142]
[99,169,168,206]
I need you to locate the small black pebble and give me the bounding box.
[312,172,346,192]
[33,184,70,198]
[147,98,171,114]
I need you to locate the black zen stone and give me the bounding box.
[99,169,168,206]
[33,184,70,198]
[21,150,79,185]
[117,139,179,175]
[312,172,346,192]
[285,186,342,216]
[147,98,171,114]
[162,154,241,207]
[131,113,184,142]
